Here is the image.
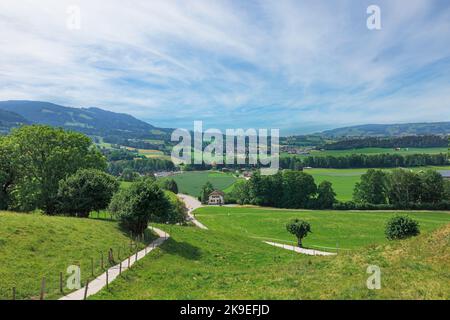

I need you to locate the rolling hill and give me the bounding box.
[0,109,30,134]
[0,100,170,138]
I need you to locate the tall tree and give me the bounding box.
[281,170,317,208]
[9,125,107,214]
[353,169,388,204]
[316,181,336,209]
[419,169,445,203]
[387,169,422,205]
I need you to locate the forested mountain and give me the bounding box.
[0,109,30,133]
[0,100,171,139]
[321,122,450,137]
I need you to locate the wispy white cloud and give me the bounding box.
[0,0,449,134]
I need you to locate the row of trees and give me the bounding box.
[352,168,450,206]
[281,153,448,169]
[322,135,448,150]
[227,170,336,209]
[108,158,175,177]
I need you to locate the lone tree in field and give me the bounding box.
[286,219,311,248]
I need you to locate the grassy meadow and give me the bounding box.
[0,212,155,300]
[92,207,450,300]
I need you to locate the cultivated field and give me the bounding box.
[91,206,450,300]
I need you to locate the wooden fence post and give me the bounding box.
[128,255,131,268]
[119,261,122,275]
[39,277,46,300]
[106,269,109,289]
[59,272,64,294]
[84,278,90,300]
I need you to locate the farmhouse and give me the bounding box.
[208,190,225,205]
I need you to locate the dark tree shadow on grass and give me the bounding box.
[159,238,202,260]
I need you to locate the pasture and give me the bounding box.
[92,207,450,300]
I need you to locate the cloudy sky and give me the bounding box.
[0,0,449,134]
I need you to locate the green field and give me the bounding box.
[196,207,450,250]
[161,171,239,197]
[0,212,155,300]
[92,207,450,300]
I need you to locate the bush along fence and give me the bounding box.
[3,229,169,300]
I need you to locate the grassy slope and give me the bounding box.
[92,208,450,300]
[0,212,155,300]
[161,171,238,198]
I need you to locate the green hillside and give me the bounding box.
[0,212,155,300]
[92,208,450,299]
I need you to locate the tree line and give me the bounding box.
[322,135,448,150]
[281,153,448,169]
[108,158,175,177]
[225,168,450,210]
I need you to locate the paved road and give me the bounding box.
[177,194,208,230]
[59,227,170,300]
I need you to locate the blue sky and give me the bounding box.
[0,0,449,135]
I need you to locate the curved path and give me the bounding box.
[59,227,170,300]
[177,194,208,230]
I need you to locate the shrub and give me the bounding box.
[385,215,420,240]
[57,169,119,217]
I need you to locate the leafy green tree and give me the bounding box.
[161,179,179,194]
[56,169,119,217]
[121,168,140,182]
[9,125,106,214]
[0,136,18,210]
[229,180,251,205]
[387,169,422,205]
[281,170,317,208]
[419,170,444,203]
[353,169,388,204]
[444,180,450,201]
[200,181,214,204]
[109,178,172,234]
[316,181,336,209]
[385,215,420,240]
[286,219,311,247]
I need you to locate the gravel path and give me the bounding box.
[177,194,208,230]
[264,241,336,256]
